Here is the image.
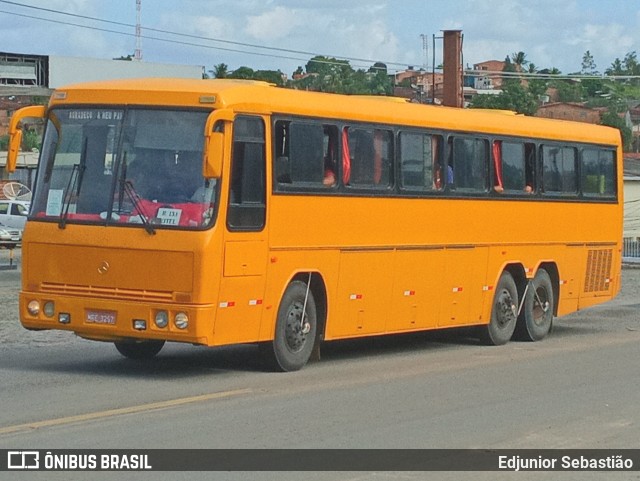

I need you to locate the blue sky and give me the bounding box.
[0,0,638,76]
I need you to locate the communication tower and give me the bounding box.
[420,34,428,70]
[134,0,142,61]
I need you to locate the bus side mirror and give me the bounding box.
[204,130,224,178]
[203,109,234,178]
[7,105,46,173]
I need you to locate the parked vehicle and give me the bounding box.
[0,222,22,249]
[0,199,30,229]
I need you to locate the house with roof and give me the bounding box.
[534,102,602,124]
[393,67,443,103]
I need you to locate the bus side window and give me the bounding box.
[452,136,488,192]
[274,120,291,184]
[399,131,442,192]
[581,148,616,197]
[274,121,338,189]
[497,140,528,193]
[289,122,324,184]
[542,145,577,194]
[347,127,392,189]
[227,116,266,231]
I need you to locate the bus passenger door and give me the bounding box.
[215,115,268,345]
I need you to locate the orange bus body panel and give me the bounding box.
[15,79,622,353]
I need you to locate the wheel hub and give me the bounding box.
[284,302,309,353]
[496,289,517,328]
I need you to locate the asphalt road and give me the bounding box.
[1,249,639,480]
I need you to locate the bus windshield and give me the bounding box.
[31,108,216,230]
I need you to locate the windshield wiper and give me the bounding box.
[120,179,156,235]
[58,163,78,229]
[58,138,87,229]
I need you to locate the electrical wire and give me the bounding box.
[0,0,415,71]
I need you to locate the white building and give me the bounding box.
[1,51,204,90]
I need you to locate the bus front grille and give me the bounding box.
[40,282,174,301]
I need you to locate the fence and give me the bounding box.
[623,237,640,259]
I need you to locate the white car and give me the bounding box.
[0,222,22,249]
[0,199,30,229]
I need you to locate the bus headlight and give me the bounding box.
[174,312,189,330]
[27,300,40,316]
[43,301,55,318]
[154,311,169,328]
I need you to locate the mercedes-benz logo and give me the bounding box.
[98,261,110,274]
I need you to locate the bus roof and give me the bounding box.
[52,78,621,147]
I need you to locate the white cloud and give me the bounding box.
[241,4,401,69]
[245,6,305,40]
[568,23,634,65]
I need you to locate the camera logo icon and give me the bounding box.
[7,451,39,469]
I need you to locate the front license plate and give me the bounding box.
[85,310,117,325]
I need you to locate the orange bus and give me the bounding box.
[8,79,622,371]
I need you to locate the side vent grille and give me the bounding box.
[583,249,613,293]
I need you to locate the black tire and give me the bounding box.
[263,280,317,372]
[514,269,554,341]
[114,340,165,360]
[480,272,518,345]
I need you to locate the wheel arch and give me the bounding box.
[536,262,560,316]
[503,263,527,305]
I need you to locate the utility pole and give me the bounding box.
[134,0,142,61]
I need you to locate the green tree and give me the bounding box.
[623,51,639,75]
[600,109,632,151]
[369,68,393,95]
[253,70,285,86]
[470,82,537,115]
[581,50,597,74]
[303,56,354,93]
[550,80,582,102]
[606,58,624,76]
[212,63,228,78]
[23,129,40,151]
[511,51,528,70]
[229,66,255,79]
[502,56,520,89]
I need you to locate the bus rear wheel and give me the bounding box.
[514,269,554,341]
[262,280,317,372]
[114,340,165,359]
[481,272,518,345]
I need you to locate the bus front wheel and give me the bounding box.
[263,280,317,372]
[514,269,554,341]
[481,272,518,345]
[114,340,165,360]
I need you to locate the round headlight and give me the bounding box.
[27,300,40,316]
[154,310,169,328]
[174,312,189,330]
[43,301,55,317]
